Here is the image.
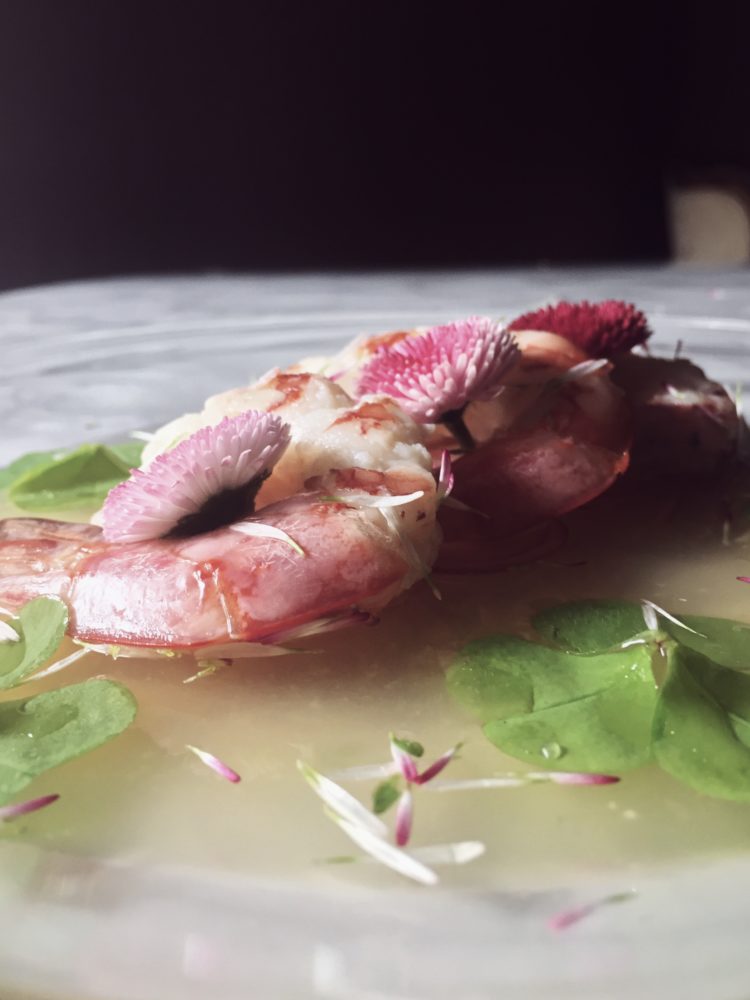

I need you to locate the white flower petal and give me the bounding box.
[298,761,387,838]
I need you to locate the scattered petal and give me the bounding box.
[415,744,462,785]
[334,490,425,510]
[553,358,609,383]
[28,647,90,681]
[102,410,291,543]
[0,619,19,644]
[357,317,519,422]
[298,761,387,837]
[229,519,304,555]
[528,771,621,786]
[426,776,529,792]
[394,789,414,846]
[426,771,619,791]
[508,300,652,357]
[380,506,441,600]
[548,891,636,932]
[389,738,420,783]
[739,576,750,584]
[259,610,375,646]
[186,744,241,783]
[408,841,486,866]
[641,599,707,637]
[436,450,454,502]
[0,793,59,822]
[640,601,659,632]
[330,813,438,886]
[329,761,400,782]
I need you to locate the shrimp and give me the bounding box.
[0,374,440,653]
[296,327,631,571]
[609,353,739,477]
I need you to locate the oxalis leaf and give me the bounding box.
[0,598,68,690]
[652,645,750,801]
[6,442,144,513]
[447,636,657,773]
[0,450,66,491]
[0,679,137,805]
[659,614,750,672]
[534,599,750,675]
[532,600,651,654]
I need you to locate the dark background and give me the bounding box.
[0,2,748,291]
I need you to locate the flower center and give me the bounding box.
[166,470,270,538]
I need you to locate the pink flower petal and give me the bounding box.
[186,744,241,783]
[102,410,291,543]
[414,744,461,785]
[436,450,454,502]
[738,576,750,584]
[394,789,414,847]
[389,738,419,783]
[542,772,620,787]
[357,317,519,422]
[548,891,635,932]
[0,793,59,821]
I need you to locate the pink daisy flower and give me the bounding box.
[102,410,291,543]
[356,317,519,431]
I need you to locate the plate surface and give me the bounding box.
[0,268,748,1000]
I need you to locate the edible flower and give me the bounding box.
[356,317,519,450]
[507,299,652,357]
[102,410,290,543]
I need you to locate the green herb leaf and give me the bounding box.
[0,450,65,491]
[660,614,750,672]
[447,635,657,772]
[0,679,137,804]
[390,735,424,758]
[652,645,750,800]
[107,441,146,468]
[8,444,136,513]
[532,600,649,654]
[0,598,68,690]
[372,777,401,814]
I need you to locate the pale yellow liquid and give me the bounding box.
[1,476,749,893]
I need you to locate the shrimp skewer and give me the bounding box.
[0,375,439,653]
[298,324,631,571]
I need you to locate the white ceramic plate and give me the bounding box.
[0,270,748,1000]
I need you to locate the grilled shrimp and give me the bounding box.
[296,327,631,571]
[0,374,439,653]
